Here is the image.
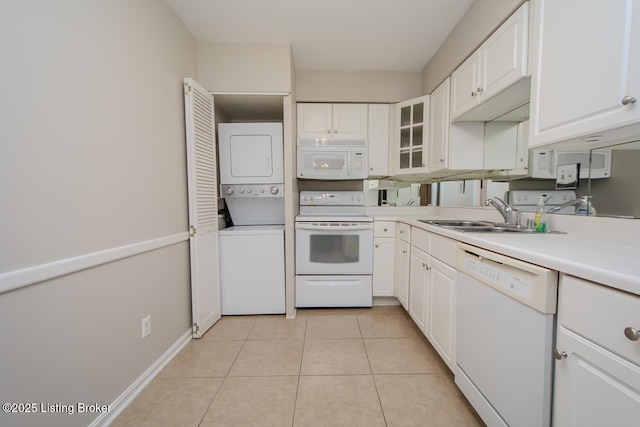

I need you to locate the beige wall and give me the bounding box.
[198,42,293,93]
[296,70,422,103]
[0,1,197,425]
[421,0,525,94]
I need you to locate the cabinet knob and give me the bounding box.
[477,87,484,93]
[624,327,640,341]
[471,91,477,97]
[383,228,388,232]
[370,167,373,171]
[402,249,407,254]
[375,244,379,248]
[552,349,567,360]
[326,130,331,133]
[621,96,637,105]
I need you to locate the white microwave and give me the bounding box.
[297,145,368,180]
[529,149,611,179]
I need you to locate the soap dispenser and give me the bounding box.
[576,196,597,216]
[534,195,547,233]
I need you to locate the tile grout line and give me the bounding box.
[291,315,308,427]
[357,313,390,426]
[196,317,258,426]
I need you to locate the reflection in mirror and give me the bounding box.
[436,180,481,207]
[586,140,640,219]
[363,180,423,207]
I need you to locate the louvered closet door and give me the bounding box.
[184,78,221,338]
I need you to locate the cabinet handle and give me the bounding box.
[621,96,637,105]
[477,87,484,93]
[552,349,567,360]
[471,91,477,97]
[624,327,640,341]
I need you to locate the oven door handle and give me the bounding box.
[295,223,373,231]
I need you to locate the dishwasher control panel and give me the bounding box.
[461,254,533,299]
[457,243,559,314]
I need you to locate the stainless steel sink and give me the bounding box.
[419,219,536,233]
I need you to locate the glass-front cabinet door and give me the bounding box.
[395,95,429,175]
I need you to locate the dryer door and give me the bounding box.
[218,123,283,184]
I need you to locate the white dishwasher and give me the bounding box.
[455,243,558,427]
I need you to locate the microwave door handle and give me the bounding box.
[549,151,555,176]
[295,223,373,231]
[347,150,351,177]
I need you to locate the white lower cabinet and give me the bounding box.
[554,326,640,427]
[404,227,458,372]
[373,222,396,297]
[409,247,430,334]
[553,275,640,426]
[427,257,457,371]
[394,238,410,310]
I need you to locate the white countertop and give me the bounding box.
[371,211,640,296]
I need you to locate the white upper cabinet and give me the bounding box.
[428,78,451,172]
[297,103,368,141]
[394,95,430,175]
[451,2,530,121]
[368,104,391,177]
[428,78,484,176]
[529,0,640,148]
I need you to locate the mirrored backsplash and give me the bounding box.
[365,138,640,219]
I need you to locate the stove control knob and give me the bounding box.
[270,186,280,195]
[225,187,234,195]
[247,188,252,194]
[239,188,245,194]
[260,188,265,194]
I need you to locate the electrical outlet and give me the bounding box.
[142,315,151,339]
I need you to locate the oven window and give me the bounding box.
[310,234,359,263]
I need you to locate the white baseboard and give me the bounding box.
[90,328,192,427]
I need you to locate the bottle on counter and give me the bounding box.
[534,195,547,233]
[576,196,597,216]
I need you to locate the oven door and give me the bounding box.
[295,221,373,275]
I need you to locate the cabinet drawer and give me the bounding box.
[374,221,396,238]
[397,223,411,243]
[430,233,457,267]
[560,275,640,365]
[411,227,430,252]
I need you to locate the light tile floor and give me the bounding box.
[112,306,484,426]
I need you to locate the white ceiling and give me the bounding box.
[164,0,474,72]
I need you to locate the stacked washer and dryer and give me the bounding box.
[217,123,285,315]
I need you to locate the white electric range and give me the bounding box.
[295,191,373,307]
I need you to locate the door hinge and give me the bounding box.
[193,323,200,335]
[190,225,197,237]
[184,82,192,95]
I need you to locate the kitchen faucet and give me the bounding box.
[547,195,595,214]
[485,197,519,226]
